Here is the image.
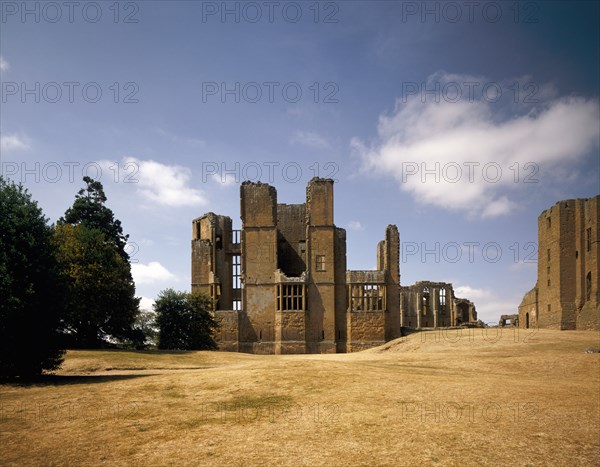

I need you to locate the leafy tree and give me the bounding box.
[55,177,139,347]
[0,177,65,376]
[155,289,218,350]
[53,223,140,347]
[58,176,129,260]
[124,310,158,349]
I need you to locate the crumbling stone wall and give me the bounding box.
[191,212,235,310]
[346,270,386,351]
[499,314,519,327]
[214,310,239,352]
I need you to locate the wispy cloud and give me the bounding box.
[354,71,600,219]
[0,56,9,72]
[509,260,537,272]
[156,128,206,147]
[348,220,365,231]
[0,134,30,152]
[291,130,331,150]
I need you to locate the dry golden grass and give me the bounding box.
[1,328,599,466]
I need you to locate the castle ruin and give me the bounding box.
[192,178,477,354]
[518,196,600,330]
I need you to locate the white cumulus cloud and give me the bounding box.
[132,261,176,285]
[454,285,493,301]
[123,157,207,207]
[354,72,600,219]
[139,296,156,311]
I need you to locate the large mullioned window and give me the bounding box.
[350,284,384,311]
[277,284,305,311]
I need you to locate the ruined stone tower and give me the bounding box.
[518,195,600,330]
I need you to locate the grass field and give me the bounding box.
[1,328,599,466]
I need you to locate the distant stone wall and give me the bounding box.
[518,287,538,329]
[401,282,476,328]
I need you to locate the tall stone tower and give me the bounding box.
[518,196,599,330]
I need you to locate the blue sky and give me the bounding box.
[1,0,599,323]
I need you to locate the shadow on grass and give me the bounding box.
[67,348,206,355]
[1,373,157,387]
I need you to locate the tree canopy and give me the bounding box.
[59,176,129,260]
[53,223,140,347]
[155,289,218,350]
[0,176,65,376]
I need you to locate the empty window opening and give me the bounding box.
[232,255,241,289]
[351,284,384,311]
[233,300,241,311]
[439,289,446,306]
[422,287,430,312]
[587,272,592,301]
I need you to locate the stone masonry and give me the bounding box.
[518,196,600,330]
[192,178,478,354]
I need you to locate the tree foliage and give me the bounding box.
[53,224,140,346]
[58,176,129,260]
[155,289,218,350]
[133,310,159,348]
[0,177,65,376]
[55,177,140,347]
